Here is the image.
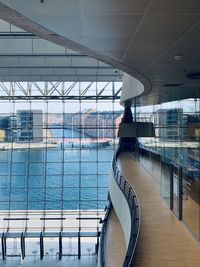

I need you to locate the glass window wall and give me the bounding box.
[0,81,123,260]
[137,98,200,240]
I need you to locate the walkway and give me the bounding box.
[105,209,126,267]
[116,152,200,267]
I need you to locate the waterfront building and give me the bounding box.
[157,108,185,141]
[17,110,43,142]
[64,109,123,138]
[0,129,5,141]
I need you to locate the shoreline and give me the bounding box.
[0,209,105,234]
[0,142,58,150]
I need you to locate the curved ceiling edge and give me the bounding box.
[0,3,151,102]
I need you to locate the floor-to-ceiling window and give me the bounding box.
[0,81,123,264]
[137,98,200,241]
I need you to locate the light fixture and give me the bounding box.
[174,54,183,61]
[163,83,184,87]
[118,122,155,138]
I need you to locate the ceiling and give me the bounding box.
[0,0,200,105]
[0,19,123,82]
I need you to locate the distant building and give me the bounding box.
[157,108,186,141]
[0,115,17,142]
[64,109,123,138]
[186,114,200,141]
[83,111,123,138]
[0,116,9,129]
[0,130,5,141]
[17,110,43,142]
[44,113,62,126]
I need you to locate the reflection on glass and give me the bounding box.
[183,172,200,238]
[138,98,200,240]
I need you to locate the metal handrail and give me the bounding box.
[112,148,141,267]
[99,147,141,267]
[99,202,112,266]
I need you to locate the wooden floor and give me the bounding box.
[106,152,200,267]
[105,209,126,267]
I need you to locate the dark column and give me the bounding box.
[59,232,62,261]
[121,106,134,124]
[1,233,6,260]
[40,232,44,260]
[20,232,25,260]
[118,106,139,154]
[96,231,101,255]
[78,232,81,260]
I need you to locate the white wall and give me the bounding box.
[109,173,131,249]
[120,73,144,105]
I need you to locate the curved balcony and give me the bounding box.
[99,148,141,267]
[99,148,200,267]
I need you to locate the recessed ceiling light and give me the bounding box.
[174,54,183,61]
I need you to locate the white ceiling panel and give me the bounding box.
[0,39,32,54]
[85,37,130,51]
[31,68,54,75]
[0,1,200,103]
[0,68,9,75]
[10,68,32,75]
[18,57,45,67]
[32,39,65,54]
[136,14,200,38]
[186,22,200,37]
[32,16,83,38]
[71,57,98,67]
[150,0,200,13]
[0,57,18,67]
[83,0,150,15]
[0,19,9,31]
[84,15,142,37]
[5,0,80,16]
[76,68,97,75]
[54,68,76,75]
[129,37,176,53]
[45,57,72,67]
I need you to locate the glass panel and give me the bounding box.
[183,171,200,238]
[138,98,200,240]
[173,170,179,216]
[0,85,121,255]
[6,238,21,264]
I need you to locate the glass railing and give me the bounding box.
[100,147,141,267]
[99,202,112,267]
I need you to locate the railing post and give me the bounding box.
[124,180,126,191]
[178,166,183,221]
[128,187,131,198]
[170,163,174,211]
